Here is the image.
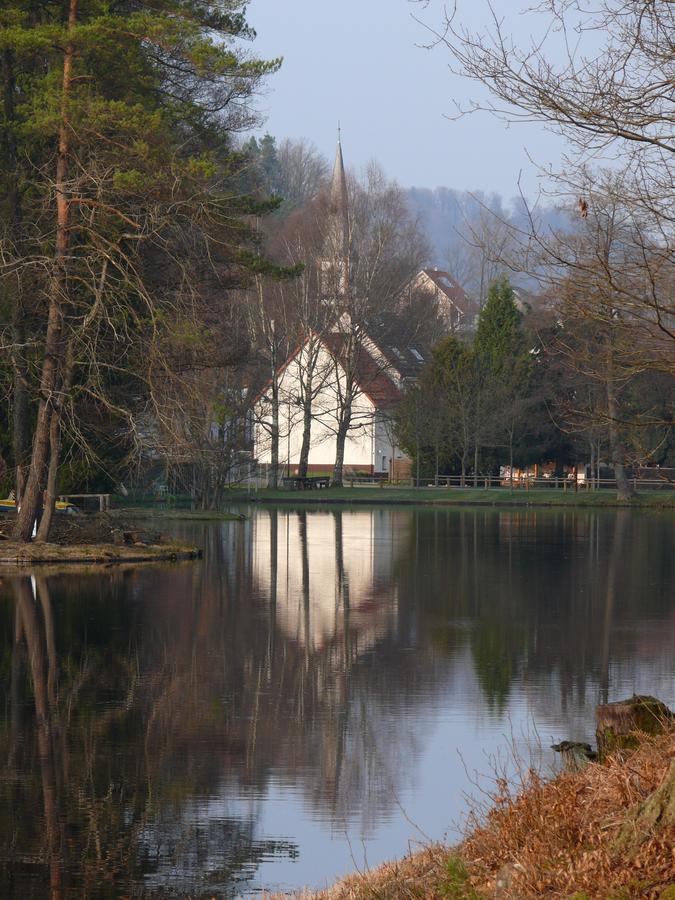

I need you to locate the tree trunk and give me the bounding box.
[269,377,279,488]
[297,369,313,479]
[2,49,32,506]
[37,345,75,541]
[11,305,31,505]
[35,408,61,542]
[606,365,634,501]
[596,440,601,488]
[615,758,675,852]
[13,0,78,542]
[332,419,349,487]
[473,442,479,488]
[596,695,672,761]
[509,432,514,489]
[332,376,353,487]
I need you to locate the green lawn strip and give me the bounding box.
[222,487,675,508]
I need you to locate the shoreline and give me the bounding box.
[225,487,675,509]
[112,508,244,521]
[0,541,202,567]
[303,723,675,899]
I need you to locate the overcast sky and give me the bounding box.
[246,0,571,199]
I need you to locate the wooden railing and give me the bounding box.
[344,475,674,491]
[58,493,112,511]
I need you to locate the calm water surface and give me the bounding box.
[1,506,673,897]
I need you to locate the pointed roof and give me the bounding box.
[329,133,350,268]
[417,268,474,317]
[330,131,348,209]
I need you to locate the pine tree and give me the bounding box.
[474,277,532,480]
[0,0,280,540]
[474,277,525,366]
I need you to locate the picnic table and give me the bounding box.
[281,476,330,490]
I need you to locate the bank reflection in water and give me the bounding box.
[0,507,673,897]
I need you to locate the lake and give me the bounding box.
[1,506,673,897]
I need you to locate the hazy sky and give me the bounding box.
[246,0,570,198]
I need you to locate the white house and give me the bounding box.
[408,268,478,334]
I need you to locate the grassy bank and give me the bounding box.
[0,511,203,565]
[311,724,675,899]
[112,507,244,521]
[227,486,675,509]
[0,540,201,566]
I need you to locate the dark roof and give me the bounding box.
[375,340,428,380]
[363,318,432,380]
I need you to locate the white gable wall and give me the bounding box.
[254,341,378,473]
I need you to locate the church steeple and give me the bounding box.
[328,127,350,296]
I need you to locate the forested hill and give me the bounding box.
[405,185,568,284]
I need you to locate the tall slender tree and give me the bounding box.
[1,0,280,538]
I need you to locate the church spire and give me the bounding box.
[329,127,350,295]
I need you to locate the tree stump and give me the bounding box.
[596,695,672,761]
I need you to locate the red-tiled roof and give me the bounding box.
[321,332,403,409]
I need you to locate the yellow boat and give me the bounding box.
[0,498,77,513]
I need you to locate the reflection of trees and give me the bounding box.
[246,508,433,832]
[10,577,66,897]
[394,508,675,729]
[0,509,433,894]
[0,507,671,893]
[0,563,298,897]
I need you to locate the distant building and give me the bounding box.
[407,268,478,334]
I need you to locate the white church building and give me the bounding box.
[252,138,426,480]
[253,322,420,478]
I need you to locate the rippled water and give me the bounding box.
[0,506,673,897]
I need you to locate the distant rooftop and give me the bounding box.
[419,268,472,315]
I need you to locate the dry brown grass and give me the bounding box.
[287,725,675,900]
[460,725,675,898]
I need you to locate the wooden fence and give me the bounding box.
[345,475,674,491]
[58,493,112,511]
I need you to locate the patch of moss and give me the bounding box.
[607,880,662,900]
[659,886,675,900]
[442,855,480,899]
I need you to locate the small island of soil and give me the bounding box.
[0,512,201,566]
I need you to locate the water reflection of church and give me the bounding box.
[252,509,410,660]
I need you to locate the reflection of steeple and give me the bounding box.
[324,128,350,297]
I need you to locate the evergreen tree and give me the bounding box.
[472,278,532,477]
[0,0,281,539]
[258,133,281,195]
[474,277,526,365]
